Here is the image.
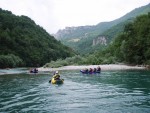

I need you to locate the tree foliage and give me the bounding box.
[0,54,23,68]
[0,8,75,68]
[105,13,150,65]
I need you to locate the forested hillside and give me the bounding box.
[0,8,75,68]
[108,13,150,65]
[55,3,150,54]
[45,13,150,68]
[86,13,150,65]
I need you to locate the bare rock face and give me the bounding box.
[93,36,107,46]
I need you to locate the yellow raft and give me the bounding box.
[50,78,64,84]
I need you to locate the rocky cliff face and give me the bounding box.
[55,27,77,39]
[93,36,107,46]
[54,26,94,40]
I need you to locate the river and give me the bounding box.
[0,69,150,113]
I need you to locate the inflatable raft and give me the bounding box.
[80,70,101,74]
[29,68,38,74]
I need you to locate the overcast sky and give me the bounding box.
[0,0,149,34]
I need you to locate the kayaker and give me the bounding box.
[53,71,60,80]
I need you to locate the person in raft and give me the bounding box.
[84,68,88,73]
[53,71,60,80]
[89,68,93,73]
[30,68,38,73]
[93,68,97,72]
[97,66,101,72]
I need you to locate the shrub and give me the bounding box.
[0,54,23,68]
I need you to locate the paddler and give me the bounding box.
[53,71,60,80]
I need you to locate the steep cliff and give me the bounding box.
[92,36,107,46]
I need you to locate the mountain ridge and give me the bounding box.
[54,3,150,54]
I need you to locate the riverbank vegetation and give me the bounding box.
[105,13,150,65]
[44,13,150,68]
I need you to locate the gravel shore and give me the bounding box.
[38,64,146,72]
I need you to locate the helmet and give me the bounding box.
[55,71,59,74]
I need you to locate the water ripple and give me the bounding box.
[0,70,150,113]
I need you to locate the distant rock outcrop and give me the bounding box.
[93,36,107,46]
[54,26,93,40]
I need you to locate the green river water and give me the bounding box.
[0,69,150,113]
